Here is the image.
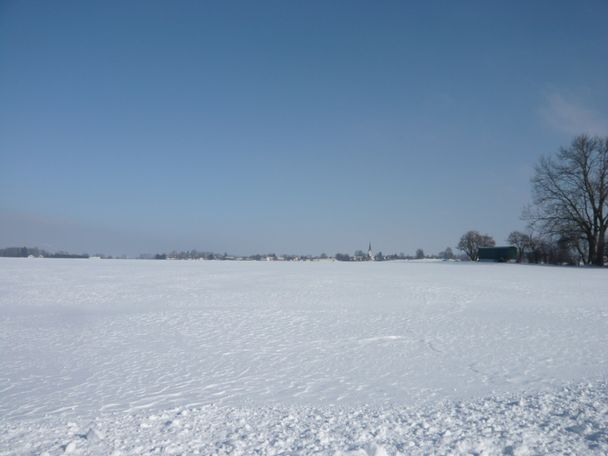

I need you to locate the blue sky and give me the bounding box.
[1,1,607,256]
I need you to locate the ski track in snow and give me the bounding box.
[0,258,607,454]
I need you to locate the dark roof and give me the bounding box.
[478,246,517,261]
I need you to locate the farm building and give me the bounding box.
[478,246,517,262]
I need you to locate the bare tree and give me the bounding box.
[457,230,495,261]
[507,231,531,263]
[439,247,454,260]
[525,135,608,265]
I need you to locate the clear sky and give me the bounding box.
[1,1,607,256]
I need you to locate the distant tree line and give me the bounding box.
[0,247,89,259]
[334,248,461,262]
[0,247,47,257]
[155,250,227,260]
[147,250,331,261]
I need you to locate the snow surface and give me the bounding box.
[0,258,607,454]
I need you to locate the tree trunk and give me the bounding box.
[595,229,606,266]
[587,235,595,265]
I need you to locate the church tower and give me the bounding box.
[368,242,374,261]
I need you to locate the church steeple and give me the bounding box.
[368,242,374,260]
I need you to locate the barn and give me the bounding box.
[478,246,517,262]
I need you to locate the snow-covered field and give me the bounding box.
[1,258,607,455]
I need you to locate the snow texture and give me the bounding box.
[1,258,607,454]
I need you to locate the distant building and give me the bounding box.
[368,242,374,261]
[478,246,517,262]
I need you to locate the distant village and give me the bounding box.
[139,243,455,262]
[0,244,463,262]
